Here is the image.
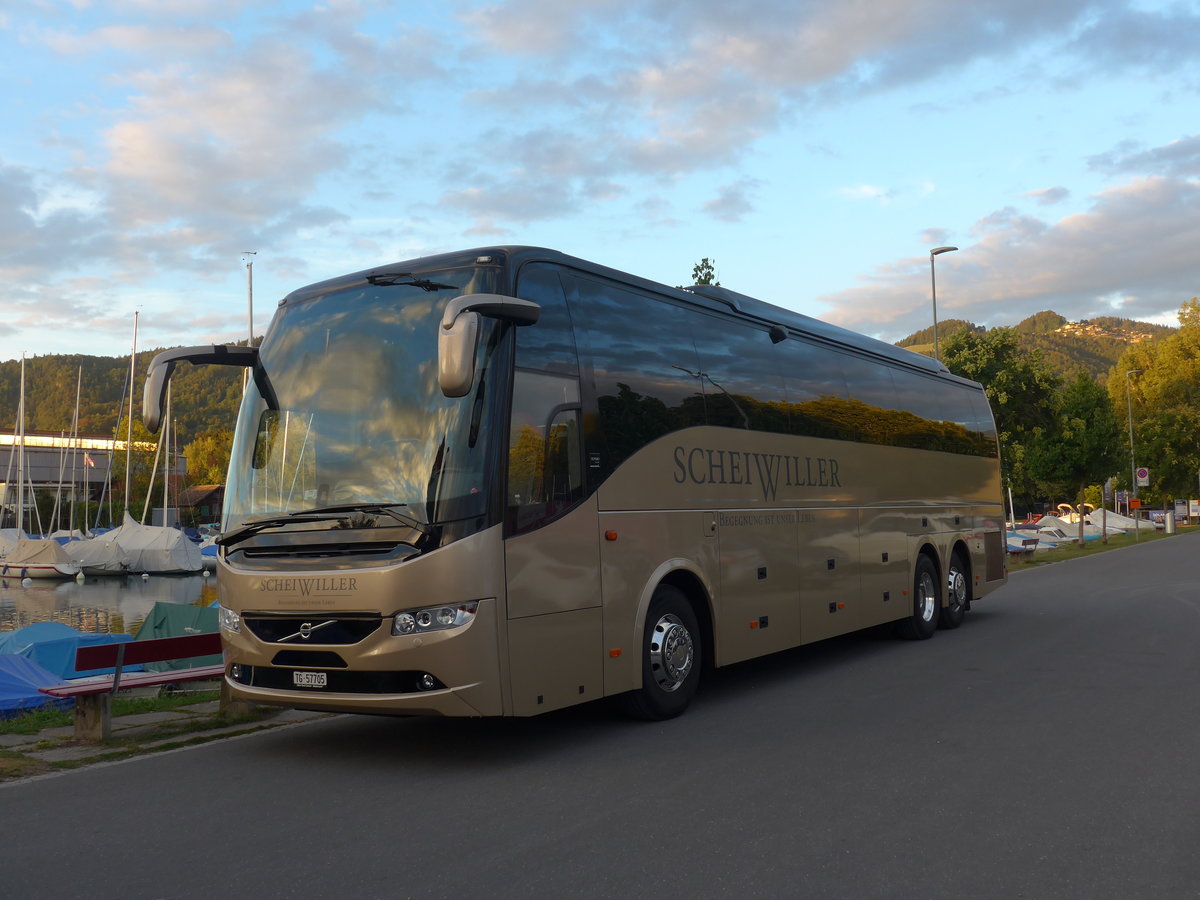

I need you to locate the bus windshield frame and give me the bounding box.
[222,264,506,542]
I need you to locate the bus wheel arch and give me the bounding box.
[659,569,714,675]
[940,542,971,629]
[896,549,940,640]
[621,572,710,720]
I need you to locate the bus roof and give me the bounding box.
[280,245,951,378]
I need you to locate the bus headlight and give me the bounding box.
[393,601,478,636]
[218,604,241,634]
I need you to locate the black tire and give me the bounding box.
[896,555,940,640]
[620,584,702,720]
[939,550,970,630]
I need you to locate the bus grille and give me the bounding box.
[243,614,382,645]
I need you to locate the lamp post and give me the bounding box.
[242,251,257,346]
[242,251,257,391]
[929,246,958,361]
[1125,368,1142,502]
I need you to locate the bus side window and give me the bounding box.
[513,263,579,376]
[507,370,584,534]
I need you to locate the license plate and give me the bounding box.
[293,671,327,688]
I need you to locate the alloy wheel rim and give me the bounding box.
[649,613,694,692]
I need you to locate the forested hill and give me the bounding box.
[0,348,245,445]
[897,311,1175,381]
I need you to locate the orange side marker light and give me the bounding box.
[605,531,618,541]
[609,648,622,658]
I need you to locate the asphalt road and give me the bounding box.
[5,534,1199,899]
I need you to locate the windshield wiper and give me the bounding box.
[218,503,431,549]
[366,272,458,291]
[306,503,431,533]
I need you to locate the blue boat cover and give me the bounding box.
[0,622,143,679]
[0,654,72,717]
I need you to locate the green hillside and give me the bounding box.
[0,348,245,446]
[898,311,1174,381]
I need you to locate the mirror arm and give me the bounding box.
[441,294,541,330]
[143,344,273,433]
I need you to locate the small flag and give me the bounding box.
[83,452,96,468]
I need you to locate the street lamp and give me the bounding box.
[929,246,958,361]
[242,251,257,391]
[1125,368,1143,502]
[242,251,257,347]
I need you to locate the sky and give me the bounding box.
[2,0,1199,364]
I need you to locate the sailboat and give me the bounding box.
[123,380,202,574]
[2,356,80,579]
[74,329,202,575]
[70,314,141,575]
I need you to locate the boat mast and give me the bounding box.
[69,366,81,534]
[123,311,138,517]
[16,354,25,535]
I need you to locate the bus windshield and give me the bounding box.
[223,265,502,537]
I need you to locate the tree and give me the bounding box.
[183,428,234,487]
[107,414,159,523]
[691,258,719,286]
[940,327,1061,509]
[1027,372,1123,541]
[1108,298,1200,502]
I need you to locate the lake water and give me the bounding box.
[0,573,216,637]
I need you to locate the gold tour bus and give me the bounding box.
[144,247,1006,720]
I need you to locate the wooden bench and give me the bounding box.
[1007,537,1038,557]
[40,633,226,742]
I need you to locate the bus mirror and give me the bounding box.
[438,311,480,398]
[438,294,541,397]
[143,344,262,433]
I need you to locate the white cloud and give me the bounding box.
[1025,186,1071,206]
[838,184,894,202]
[702,179,760,222]
[1089,134,1200,178]
[821,172,1200,340]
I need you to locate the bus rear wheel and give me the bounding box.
[621,584,701,720]
[896,555,940,640]
[939,550,970,630]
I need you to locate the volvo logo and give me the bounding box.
[278,619,337,643]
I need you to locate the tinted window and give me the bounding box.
[838,354,899,444]
[513,263,579,375]
[691,313,790,433]
[968,391,1000,457]
[507,370,584,533]
[779,340,854,440]
[565,274,703,471]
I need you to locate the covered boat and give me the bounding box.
[68,513,203,575]
[112,514,204,574]
[0,622,141,680]
[1,537,81,578]
[134,601,220,671]
[68,527,131,575]
[0,655,70,718]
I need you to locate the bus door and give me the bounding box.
[502,369,602,715]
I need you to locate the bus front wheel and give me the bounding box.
[897,555,940,640]
[622,584,701,720]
